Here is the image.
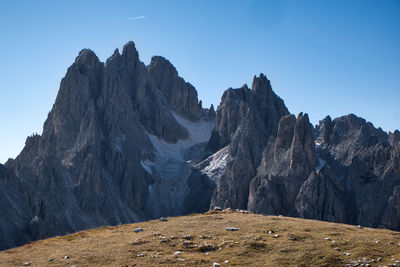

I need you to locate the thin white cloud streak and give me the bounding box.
[126,16,146,21]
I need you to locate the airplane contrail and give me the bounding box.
[127,16,146,20]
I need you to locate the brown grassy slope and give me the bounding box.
[1,210,400,266]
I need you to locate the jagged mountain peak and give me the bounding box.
[148,56,177,74]
[122,40,139,58]
[147,55,201,121]
[251,73,270,92]
[74,49,100,65]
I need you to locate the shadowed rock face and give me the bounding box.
[1,41,399,251]
[148,56,201,121]
[0,41,214,250]
[201,77,400,231]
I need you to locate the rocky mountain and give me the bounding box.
[0,41,399,251]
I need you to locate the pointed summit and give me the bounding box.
[251,73,272,95]
[148,55,201,121]
[74,49,100,66]
[122,41,139,59]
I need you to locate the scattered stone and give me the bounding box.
[240,210,250,214]
[173,251,183,256]
[267,230,275,234]
[160,236,167,242]
[134,228,143,233]
[234,241,239,244]
[356,225,363,229]
[137,254,144,257]
[214,206,223,211]
[154,232,162,237]
[213,263,221,267]
[48,258,53,262]
[325,237,331,241]
[273,234,279,238]
[226,227,240,231]
[64,256,70,260]
[225,260,229,264]
[374,239,379,243]
[184,235,192,240]
[159,217,168,221]
[23,263,31,266]
[334,247,340,251]
[198,242,217,252]
[224,208,232,212]
[168,241,176,247]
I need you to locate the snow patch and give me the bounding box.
[200,146,230,181]
[147,113,214,163]
[172,112,214,145]
[147,134,191,162]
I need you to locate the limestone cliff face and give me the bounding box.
[247,113,316,216]
[208,74,290,210]
[1,41,400,251]
[148,56,201,121]
[201,77,400,231]
[0,41,213,250]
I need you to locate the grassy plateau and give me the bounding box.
[1,209,400,266]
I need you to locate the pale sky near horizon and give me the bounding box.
[0,0,399,163]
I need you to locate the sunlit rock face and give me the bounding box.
[0,41,399,251]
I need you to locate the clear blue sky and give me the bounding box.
[0,0,399,163]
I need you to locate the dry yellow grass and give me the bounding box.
[1,210,400,266]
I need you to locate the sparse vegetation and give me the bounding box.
[1,210,400,266]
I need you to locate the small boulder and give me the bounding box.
[160,217,168,222]
[226,227,240,231]
[213,263,221,267]
[134,228,143,233]
[173,251,182,256]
